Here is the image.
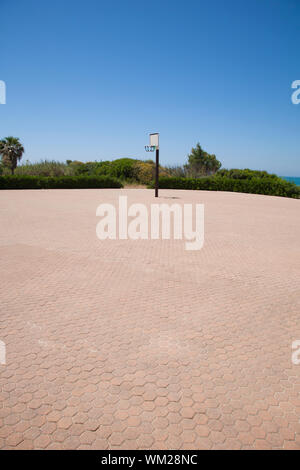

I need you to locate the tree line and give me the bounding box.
[0,136,222,178]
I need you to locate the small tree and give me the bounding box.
[185,143,221,177]
[0,137,25,174]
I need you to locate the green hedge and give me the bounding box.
[0,175,123,189]
[216,168,278,180]
[150,176,300,199]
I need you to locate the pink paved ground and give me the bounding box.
[0,188,299,450]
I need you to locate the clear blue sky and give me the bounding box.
[0,0,299,175]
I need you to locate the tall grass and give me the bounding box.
[12,160,73,177]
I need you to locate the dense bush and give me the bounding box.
[0,175,123,189]
[132,161,155,184]
[68,160,108,176]
[11,158,171,184]
[150,176,300,198]
[217,168,278,180]
[108,158,138,179]
[67,158,139,180]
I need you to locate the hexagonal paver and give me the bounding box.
[0,189,299,450]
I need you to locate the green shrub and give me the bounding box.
[68,158,139,180]
[150,176,300,198]
[0,175,123,190]
[217,168,278,180]
[132,161,155,184]
[68,161,102,176]
[94,161,119,177]
[108,158,138,179]
[7,158,172,185]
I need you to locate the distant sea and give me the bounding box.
[282,176,300,186]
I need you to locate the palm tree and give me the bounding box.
[0,137,25,175]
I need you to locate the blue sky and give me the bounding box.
[0,0,299,175]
